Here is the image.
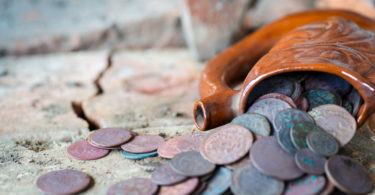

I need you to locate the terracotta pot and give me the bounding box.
[194,10,375,131]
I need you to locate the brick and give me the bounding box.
[181,0,250,61]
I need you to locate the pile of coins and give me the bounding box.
[35,72,373,195]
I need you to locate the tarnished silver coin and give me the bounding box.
[306,131,339,156]
[231,113,271,138]
[308,104,356,146]
[325,155,372,194]
[247,98,292,123]
[230,163,284,195]
[290,122,322,150]
[295,148,326,174]
[250,136,304,180]
[170,151,216,177]
[151,163,187,185]
[200,124,253,165]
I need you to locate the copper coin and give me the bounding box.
[151,163,187,185]
[200,124,254,165]
[295,148,326,174]
[319,178,335,195]
[107,178,158,195]
[285,175,326,195]
[276,128,297,154]
[88,127,133,148]
[230,163,284,195]
[346,87,362,116]
[294,96,309,111]
[304,89,341,110]
[325,155,372,194]
[306,131,339,156]
[304,72,351,96]
[250,136,304,180]
[273,108,314,133]
[201,167,232,195]
[247,98,292,123]
[170,151,216,177]
[290,122,322,150]
[87,140,122,150]
[177,133,206,153]
[231,113,271,138]
[226,156,251,170]
[36,169,91,194]
[309,104,356,146]
[67,140,109,160]
[256,93,297,109]
[121,135,164,153]
[158,177,199,195]
[342,100,352,113]
[290,81,303,100]
[256,76,295,97]
[157,135,183,159]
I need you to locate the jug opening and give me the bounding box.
[195,104,205,129]
[244,71,363,119]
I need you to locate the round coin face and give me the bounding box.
[121,135,164,153]
[170,151,216,177]
[231,113,271,137]
[290,122,322,150]
[308,104,356,146]
[200,124,254,165]
[158,177,199,195]
[157,136,183,159]
[107,178,158,195]
[304,89,341,110]
[250,136,304,180]
[306,131,339,156]
[247,98,292,123]
[276,127,297,154]
[273,108,314,133]
[294,96,309,111]
[285,175,326,195]
[295,148,326,174]
[88,127,133,148]
[230,163,284,195]
[325,155,372,194]
[67,140,109,160]
[36,169,91,195]
[304,72,351,96]
[177,133,206,153]
[202,167,232,195]
[226,156,251,170]
[256,93,297,109]
[151,163,187,185]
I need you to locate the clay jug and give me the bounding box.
[194,10,375,131]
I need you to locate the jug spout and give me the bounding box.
[194,90,240,130]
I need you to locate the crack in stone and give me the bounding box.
[94,50,114,95]
[71,101,99,131]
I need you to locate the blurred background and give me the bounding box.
[1,0,374,60]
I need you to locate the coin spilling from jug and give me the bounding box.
[35,71,373,194]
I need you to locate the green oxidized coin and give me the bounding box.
[304,89,341,110]
[290,122,322,150]
[342,100,353,114]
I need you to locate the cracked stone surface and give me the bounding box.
[0,48,374,194]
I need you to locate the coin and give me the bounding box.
[226,156,251,170]
[342,100,352,113]
[231,113,271,137]
[295,148,326,174]
[170,151,216,177]
[67,140,109,160]
[200,124,253,165]
[121,135,164,153]
[202,167,232,195]
[88,127,133,148]
[284,175,326,195]
[309,104,356,146]
[294,96,309,111]
[107,178,158,195]
[87,140,122,150]
[256,93,297,109]
[290,81,302,100]
[346,87,362,116]
[319,178,335,195]
[290,122,322,150]
[254,76,295,97]
[151,163,187,185]
[122,150,158,160]
[276,128,297,154]
[250,136,304,180]
[325,155,372,194]
[158,177,199,195]
[304,72,351,96]
[247,98,292,124]
[230,163,284,195]
[304,89,341,110]
[157,135,183,159]
[192,182,207,195]
[273,108,314,133]
[177,133,206,153]
[36,169,91,195]
[306,131,339,156]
